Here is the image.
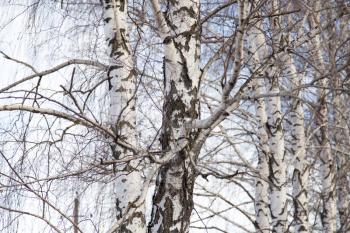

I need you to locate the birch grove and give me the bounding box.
[0,0,349,233]
[103,0,146,232]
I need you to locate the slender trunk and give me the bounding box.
[334,89,350,233]
[267,73,287,233]
[248,3,288,230]
[329,9,350,231]
[253,76,271,233]
[309,15,336,233]
[103,0,146,232]
[318,98,335,233]
[248,19,270,233]
[267,2,287,232]
[288,56,309,233]
[283,4,309,231]
[148,0,201,232]
[332,53,349,233]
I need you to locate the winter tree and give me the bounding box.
[0,0,349,233]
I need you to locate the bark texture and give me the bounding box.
[334,78,350,233]
[288,56,308,233]
[103,0,146,232]
[253,76,271,233]
[330,8,350,231]
[248,18,271,233]
[148,0,201,232]
[309,14,336,233]
[267,69,287,233]
[267,2,287,232]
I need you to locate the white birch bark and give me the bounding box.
[267,72,287,233]
[267,2,287,232]
[103,0,146,232]
[309,14,337,233]
[248,20,271,233]
[248,3,288,231]
[288,56,309,233]
[318,95,336,233]
[148,0,201,232]
[253,77,271,233]
[282,5,309,231]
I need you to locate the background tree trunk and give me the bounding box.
[309,13,336,233]
[329,7,350,231]
[288,55,309,233]
[248,16,271,233]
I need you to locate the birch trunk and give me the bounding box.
[309,15,336,233]
[248,20,270,233]
[288,56,309,233]
[253,77,271,233]
[318,94,336,233]
[330,8,350,231]
[333,83,350,233]
[332,59,350,233]
[148,1,201,232]
[267,2,287,232]
[103,0,146,232]
[283,4,309,231]
[267,71,287,233]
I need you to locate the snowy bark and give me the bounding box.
[103,0,146,232]
[148,0,201,232]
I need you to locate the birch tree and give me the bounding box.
[309,10,337,233]
[266,2,287,231]
[289,58,309,233]
[328,2,350,231]
[103,0,146,232]
[285,4,309,232]
[0,1,349,233]
[247,9,270,232]
[148,0,201,232]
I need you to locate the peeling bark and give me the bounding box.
[148,0,201,232]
